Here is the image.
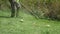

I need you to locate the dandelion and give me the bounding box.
[47,25,50,27]
[46,25,50,28]
[20,19,24,22]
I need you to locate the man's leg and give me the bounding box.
[11,3,16,17]
[16,2,20,17]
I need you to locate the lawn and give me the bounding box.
[0,9,60,34]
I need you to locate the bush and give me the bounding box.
[0,0,60,20]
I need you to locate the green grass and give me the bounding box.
[0,9,60,34]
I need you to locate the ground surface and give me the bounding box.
[0,9,60,34]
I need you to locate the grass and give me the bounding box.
[0,9,60,34]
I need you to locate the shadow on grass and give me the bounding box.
[0,16,11,18]
[0,16,22,18]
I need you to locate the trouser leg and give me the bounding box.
[16,7,20,17]
[11,4,16,17]
[15,2,20,17]
[11,8,15,17]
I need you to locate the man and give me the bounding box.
[9,0,21,17]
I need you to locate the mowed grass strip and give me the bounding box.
[0,10,60,34]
